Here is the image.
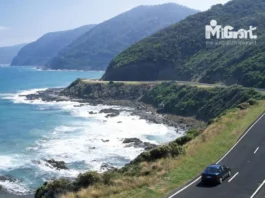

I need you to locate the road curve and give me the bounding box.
[167,112,265,198]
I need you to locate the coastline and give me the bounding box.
[4,84,205,197]
[19,80,265,198]
[25,88,205,131]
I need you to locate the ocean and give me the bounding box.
[0,66,183,195]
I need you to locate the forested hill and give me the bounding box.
[46,3,199,70]
[11,25,96,66]
[103,0,265,88]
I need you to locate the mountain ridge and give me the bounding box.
[102,0,265,88]
[11,25,96,66]
[46,3,199,70]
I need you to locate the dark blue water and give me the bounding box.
[0,66,180,195]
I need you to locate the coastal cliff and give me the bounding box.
[63,79,264,122]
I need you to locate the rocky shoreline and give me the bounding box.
[25,88,205,131]
[7,83,205,197]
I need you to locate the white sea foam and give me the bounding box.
[0,180,31,195]
[32,68,105,72]
[0,88,47,104]
[32,112,182,173]
[0,156,16,170]
[35,160,80,178]
[0,88,185,194]
[0,155,27,170]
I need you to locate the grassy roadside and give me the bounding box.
[61,100,265,198]
[81,79,221,88]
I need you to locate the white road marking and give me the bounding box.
[254,147,259,154]
[167,112,265,198]
[168,177,201,198]
[228,172,239,183]
[250,180,265,198]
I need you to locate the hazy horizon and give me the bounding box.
[0,0,230,47]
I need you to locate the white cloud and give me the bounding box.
[0,26,9,31]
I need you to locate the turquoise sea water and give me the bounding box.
[0,66,181,195]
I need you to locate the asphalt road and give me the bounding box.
[168,112,265,198]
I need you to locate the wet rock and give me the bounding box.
[143,142,157,151]
[100,163,116,171]
[100,108,120,118]
[123,138,142,144]
[0,176,17,182]
[100,108,119,114]
[105,113,118,118]
[74,104,85,107]
[32,160,41,165]
[44,159,68,170]
[26,88,66,102]
[123,138,157,151]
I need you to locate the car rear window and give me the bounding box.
[204,167,218,174]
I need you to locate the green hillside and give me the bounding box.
[103,0,265,88]
[46,3,199,70]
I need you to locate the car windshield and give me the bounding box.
[205,167,218,174]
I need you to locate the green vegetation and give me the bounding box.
[103,0,265,88]
[35,81,265,198]
[132,130,199,164]
[46,100,265,198]
[63,79,154,100]
[35,172,102,198]
[64,81,264,123]
[141,82,265,122]
[47,3,198,70]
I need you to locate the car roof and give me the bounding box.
[207,164,222,169]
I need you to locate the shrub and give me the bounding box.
[248,99,258,106]
[237,102,250,110]
[133,143,184,163]
[120,164,142,176]
[174,129,200,145]
[35,179,73,198]
[102,172,114,185]
[74,171,102,189]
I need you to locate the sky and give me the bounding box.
[0,0,230,47]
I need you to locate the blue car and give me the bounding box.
[201,164,231,184]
